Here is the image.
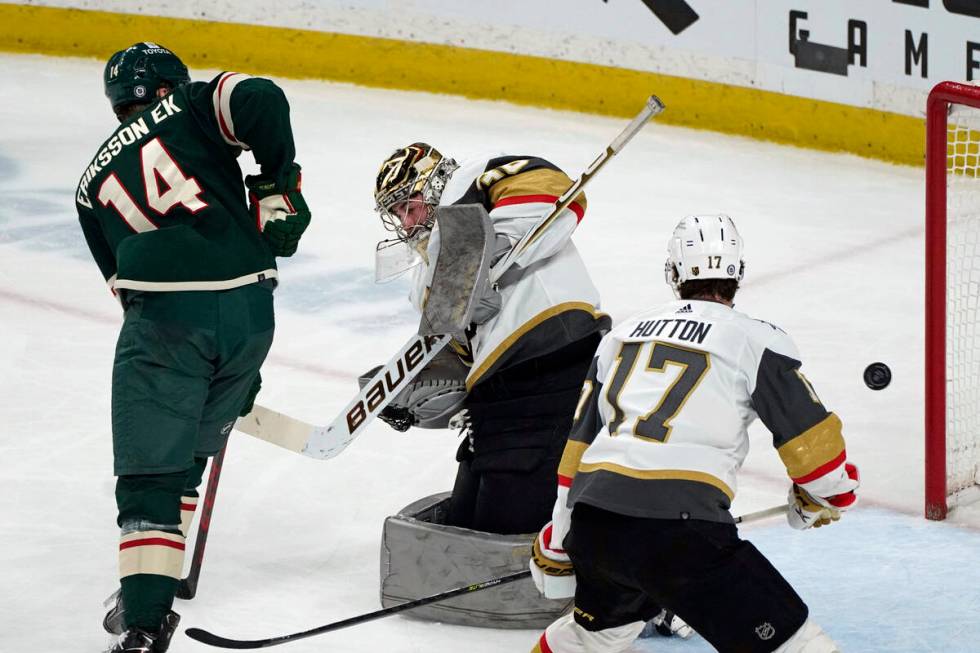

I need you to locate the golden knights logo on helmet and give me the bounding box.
[374,143,458,240]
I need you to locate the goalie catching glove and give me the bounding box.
[787,462,860,530]
[358,349,468,432]
[246,162,311,257]
[530,521,575,599]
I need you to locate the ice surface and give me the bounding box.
[0,53,977,652]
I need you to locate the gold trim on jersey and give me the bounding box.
[558,440,590,481]
[465,302,607,390]
[576,462,734,500]
[776,413,845,480]
[488,168,587,213]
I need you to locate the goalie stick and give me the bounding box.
[182,505,783,649]
[234,95,667,460]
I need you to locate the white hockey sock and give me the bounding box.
[533,612,645,653]
[179,495,198,537]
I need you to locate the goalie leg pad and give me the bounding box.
[380,492,572,629]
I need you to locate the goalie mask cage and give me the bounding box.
[926,81,980,520]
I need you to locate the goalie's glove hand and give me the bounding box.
[530,521,576,599]
[246,163,311,257]
[787,462,860,530]
[239,371,261,417]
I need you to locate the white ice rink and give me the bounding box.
[1,53,979,652]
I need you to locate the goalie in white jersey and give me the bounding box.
[371,143,608,535]
[530,215,860,653]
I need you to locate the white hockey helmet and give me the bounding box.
[665,214,745,297]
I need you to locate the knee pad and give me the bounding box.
[380,492,571,629]
[773,619,840,653]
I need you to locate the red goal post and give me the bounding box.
[925,81,980,520]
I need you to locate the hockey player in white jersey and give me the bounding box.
[370,143,609,535]
[529,214,859,653]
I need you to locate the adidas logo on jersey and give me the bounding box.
[676,304,693,314]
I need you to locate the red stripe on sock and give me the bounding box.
[538,633,554,653]
[119,538,185,552]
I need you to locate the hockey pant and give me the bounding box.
[449,334,599,534]
[112,284,274,630]
[536,503,818,653]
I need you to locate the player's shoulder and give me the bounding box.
[729,307,799,360]
[441,154,498,202]
[198,72,283,102]
[457,152,562,180]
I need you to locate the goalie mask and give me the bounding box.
[665,214,745,297]
[374,143,458,242]
[104,42,190,119]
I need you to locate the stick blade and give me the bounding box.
[419,204,494,336]
[175,578,195,600]
[185,627,267,649]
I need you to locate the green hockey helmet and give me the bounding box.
[104,42,190,115]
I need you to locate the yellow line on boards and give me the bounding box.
[0,3,923,165]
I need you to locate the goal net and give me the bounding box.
[926,81,980,520]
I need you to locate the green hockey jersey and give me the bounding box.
[76,72,296,291]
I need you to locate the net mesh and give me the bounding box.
[945,101,980,503]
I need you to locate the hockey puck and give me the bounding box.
[863,362,892,390]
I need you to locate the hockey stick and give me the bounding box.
[176,442,228,600]
[183,505,780,649]
[185,570,532,649]
[234,94,667,460]
[733,504,787,524]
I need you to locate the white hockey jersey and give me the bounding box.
[411,154,609,389]
[558,299,850,523]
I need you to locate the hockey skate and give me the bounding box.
[107,610,180,653]
[102,588,124,635]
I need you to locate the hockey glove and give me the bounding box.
[787,462,860,530]
[239,371,261,417]
[246,163,311,257]
[357,365,415,432]
[644,610,694,639]
[530,522,576,599]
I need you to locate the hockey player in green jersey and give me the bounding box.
[76,42,311,652]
